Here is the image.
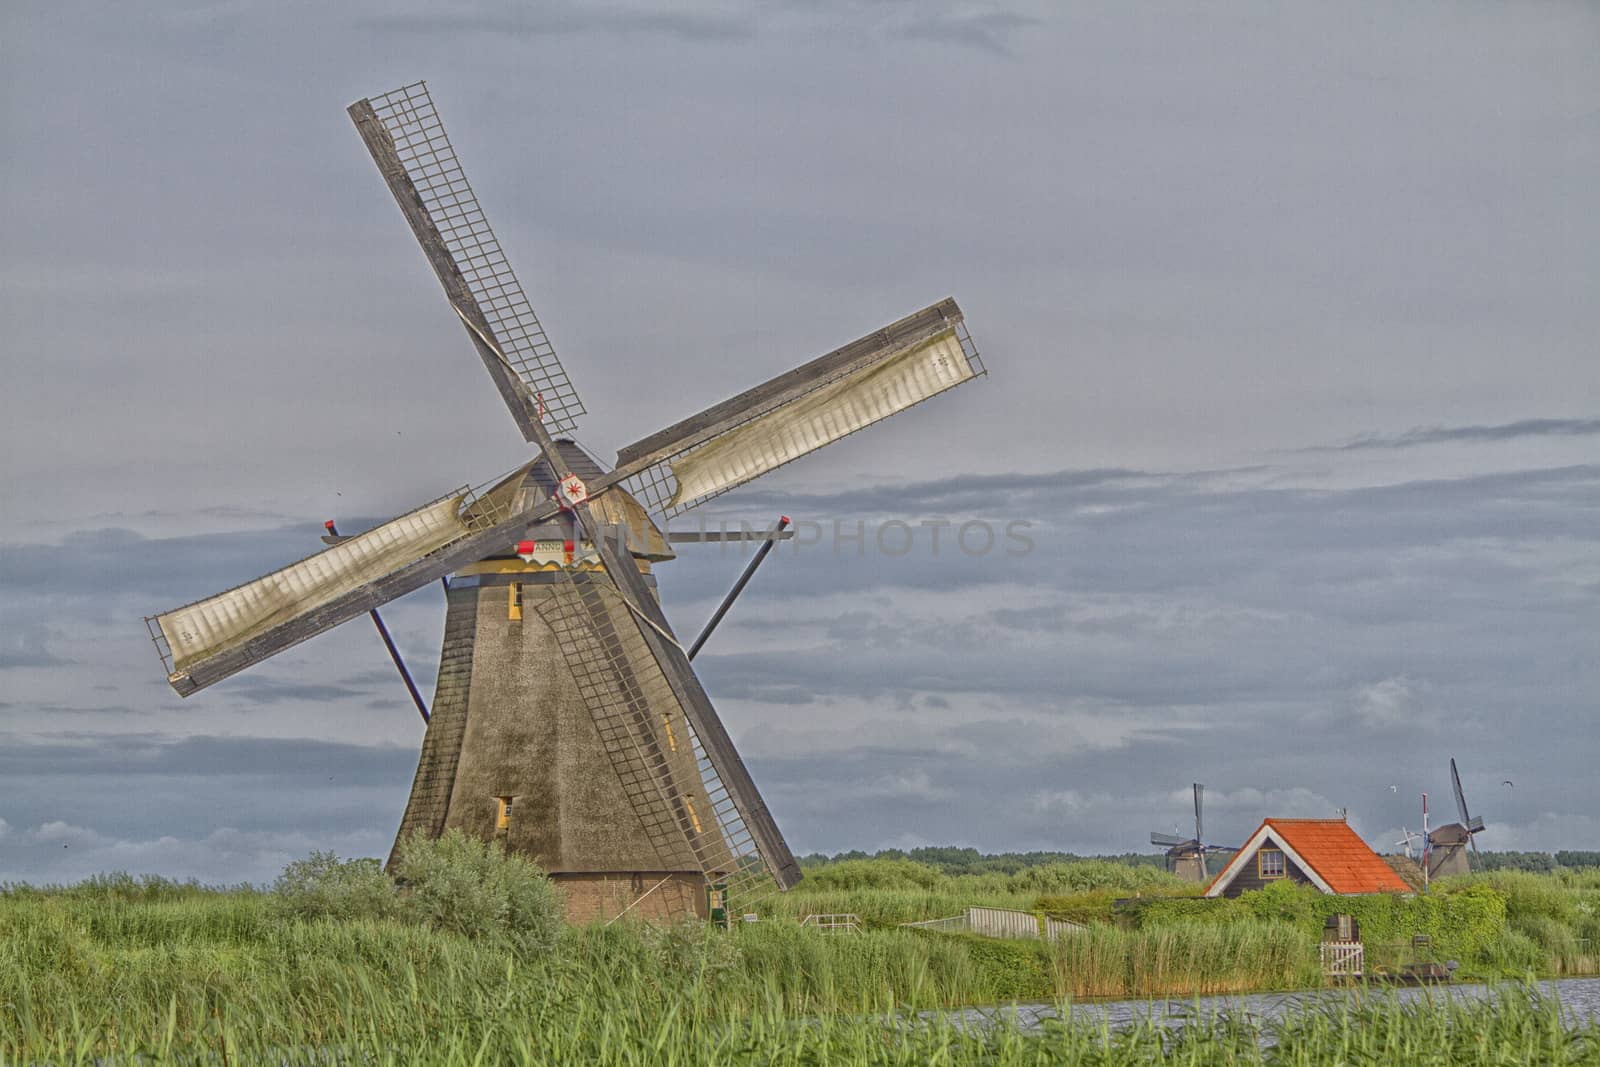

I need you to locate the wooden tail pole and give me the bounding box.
[687,516,791,661]
[325,520,431,723]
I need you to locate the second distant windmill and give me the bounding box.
[1150,783,1238,882]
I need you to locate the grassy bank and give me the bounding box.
[0,887,1594,1065]
[4,852,1599,1061]
[777,856,1600,987]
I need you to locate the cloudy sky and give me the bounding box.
[2,1,1596,885]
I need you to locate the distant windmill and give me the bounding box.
[1150,784,1237,882]
[1427,758,1487,879]
[1395,826,1423,860]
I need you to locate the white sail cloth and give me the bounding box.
[155,495,468,674]
[667,329,974,509]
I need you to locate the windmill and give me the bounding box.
[1427,757,1486,879]
[1395,826,1423,860]
[1149,783,1237,882]
[144,82,987,923]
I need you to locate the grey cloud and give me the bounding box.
[0,733,417,785]
[1318,418,1600,452]
[902,11,1041,55]
[0,627,68,669]
[218,676,372,705]
[362,6,755,43]
[0,515,441,610]
[0,734,419,881]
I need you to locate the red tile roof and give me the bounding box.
[1257,819,1411,894]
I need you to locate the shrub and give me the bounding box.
[1004,860,1181,895]
[392,830,563,956]
[1455,869,1580,924]
[800,859,943,891]
[1035,890,1121,926]
[1479,928,1545,976]
[270,852,399,923]
[905,929,1052,1002]
[639,919,744,981]
[1121,894,1244,929]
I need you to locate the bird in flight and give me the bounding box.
[1503,780,1514,788]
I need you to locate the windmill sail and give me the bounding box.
[1451,757,1485,853]
[349,82,585,437]
[616,299,983,516]
[148,468,540,695]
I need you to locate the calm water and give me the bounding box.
[954,976,1600,1032]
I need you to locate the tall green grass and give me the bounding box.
[2,938,1592,1067]
[6,857,1600,1062]
[1048,920,1319,998]
[3,875,1599,1063]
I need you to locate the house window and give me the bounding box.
[1258,848,1286,879]
[495,796,514,829]
[508,581,523,620]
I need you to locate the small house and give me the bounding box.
[1203,818,1412,899]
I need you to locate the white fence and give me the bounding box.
[1320,941,1364,978]
[799,913,862,934]
[902,906,1085,942]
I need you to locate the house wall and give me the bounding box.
[1217,846,1315,898]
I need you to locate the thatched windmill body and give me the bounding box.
[146,82,987,922]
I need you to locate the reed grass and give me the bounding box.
[5,859,1600,1062]
[763,885,1040,927]
[1054,920,1319,998]
[2,951,1592,1067]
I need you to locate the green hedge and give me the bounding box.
[1233,879,1506,961]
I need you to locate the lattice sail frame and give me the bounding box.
[540,565,778,911]
[622,319,984,518]
[362,81,585,433]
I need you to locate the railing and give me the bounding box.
[800,913,862,934]
[1321,940,1365,978]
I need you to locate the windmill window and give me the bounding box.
[1258,848,1286,879]
[508,582,523,621]
[495,796,514,829]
